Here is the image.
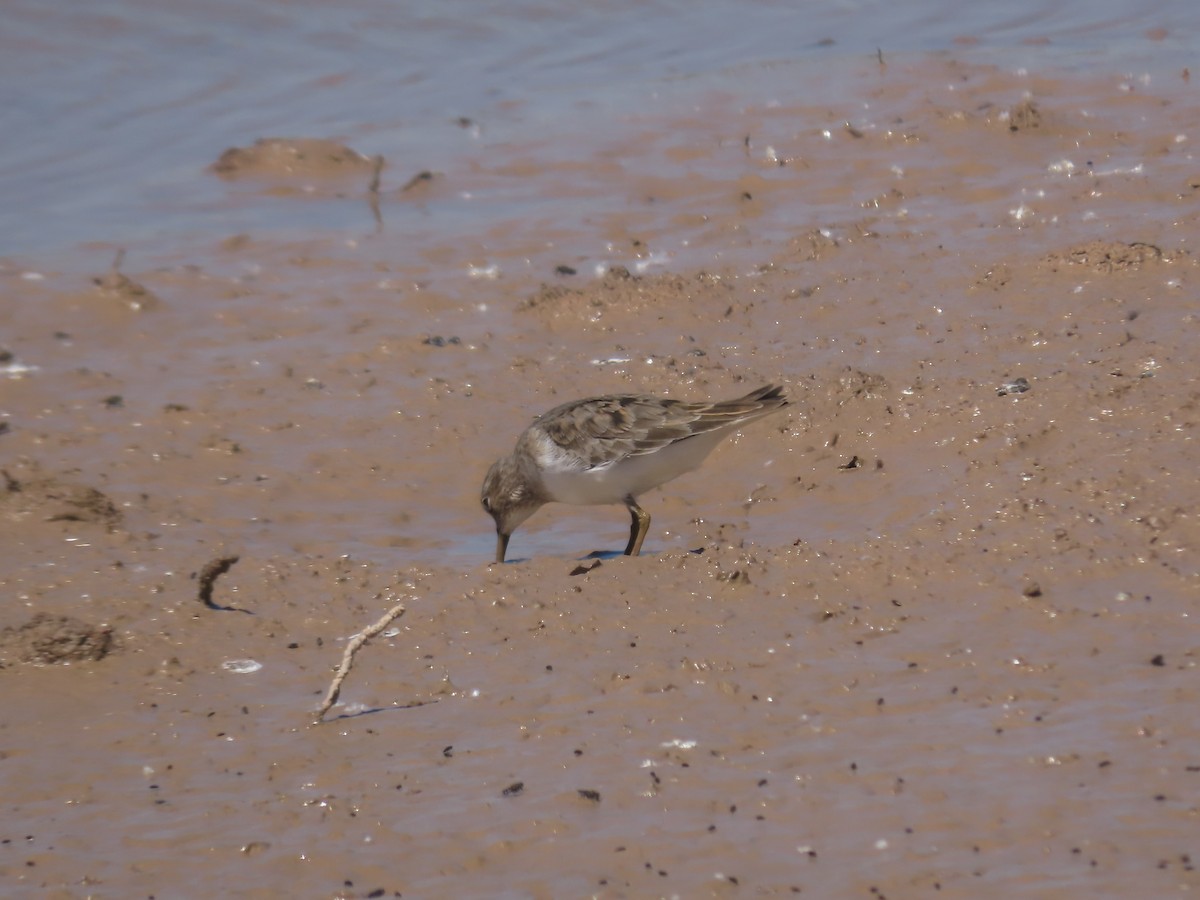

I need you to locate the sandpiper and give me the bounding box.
[481,384,788,562]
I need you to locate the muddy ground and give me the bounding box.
[1,58,1198,897]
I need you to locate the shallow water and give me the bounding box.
[3,0,1197,264]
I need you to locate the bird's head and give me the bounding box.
[481,455,543,562]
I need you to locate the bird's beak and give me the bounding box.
[495,531,510,564]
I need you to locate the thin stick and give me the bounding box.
[313,601,407,723]
[367,155,385,231]
[367,155,384,195]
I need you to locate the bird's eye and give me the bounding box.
[482,496,492,512]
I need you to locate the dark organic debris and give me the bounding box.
[502,782,525,797]
[197,555,241,610]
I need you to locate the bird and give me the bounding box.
[480,384,788,562]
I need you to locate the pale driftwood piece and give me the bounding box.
[313,601,407,724]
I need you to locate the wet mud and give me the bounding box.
[1,58,1198,896]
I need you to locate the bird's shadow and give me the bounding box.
[503,546,704,564]
[579,547,704,559]
[582,549,625,560]
[320,699,436,722]
[502,549,623,564]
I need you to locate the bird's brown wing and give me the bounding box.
[532,385,787,470]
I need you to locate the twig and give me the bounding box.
[367,155,385,231]
[313,601,407,724]
[367,155,384,195]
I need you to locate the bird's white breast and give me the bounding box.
[534,429,729,506]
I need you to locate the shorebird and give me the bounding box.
[481,384,788,562]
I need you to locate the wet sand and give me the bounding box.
[2,58,1199,897]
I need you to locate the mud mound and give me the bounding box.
[520,266,736,324]
[0,470,122,530]
[212,137,376,179]
[0,613,116,666]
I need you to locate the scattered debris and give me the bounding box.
[997,377,1030,396]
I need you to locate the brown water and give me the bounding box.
[2,2,1200,897]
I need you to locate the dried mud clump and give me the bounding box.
[211,138,376,178]
[0,613,116,666]
[1007,99,1043,131]
[0,470,122,530]
[522,282,585,311]
[1041,241,1171,273]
